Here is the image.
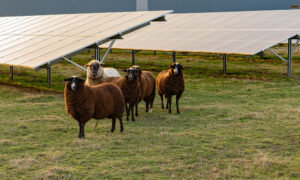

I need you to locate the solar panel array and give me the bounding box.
[0,11,170,69]
[101,10,300,55]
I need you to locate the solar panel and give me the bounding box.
[0,11,171,69]
[100,10,300,55]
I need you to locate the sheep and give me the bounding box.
[104,67,141,121]
[64,76,125,138]
[156,63,185,114]
[86,60,120,86]
[132,65,156,115]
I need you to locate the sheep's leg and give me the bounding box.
[135,103,139,116]
[131,104,135,121]
[168,97,172,113]
[176,94,181,114]
[146,99,149,112]
[149,98,154,113]
[166,96,169,109]
[125,103,130,121]
[78,122,85,139]
[111,117,116,133]
[176,96,180,114]
[159,93,164,109]
[119,117,124,132]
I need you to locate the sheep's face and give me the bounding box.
[87,60,104,78]
[64,76,85,92]
[170,63,184,76]
[123,67,141,81]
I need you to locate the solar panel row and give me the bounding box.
[0,11,171,69]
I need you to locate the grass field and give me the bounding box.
[0,48,300,179]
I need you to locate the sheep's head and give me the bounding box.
[86,60,104,79]
[123,67,141,81]
[131,65,143,76]
[169,63,184,76]
[64,76,85,92]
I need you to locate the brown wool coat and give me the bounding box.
[105,76,141,106]
[156,69,185,99]
[139,71,156,102]
[64,82,125,124]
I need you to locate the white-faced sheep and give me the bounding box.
[104,67,141,121]
[86,60,121,86]
[156,63,185,114]
[64,76,125,138]
[131,65,156,115]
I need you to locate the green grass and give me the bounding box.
[0,48,300,179]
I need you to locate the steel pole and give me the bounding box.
[223,54,227,74]
[172,52,176,62]
[47,66,52,86]
[132,50,135,65]
[95,47,100,60]
[10,66,14,81]
[288,38,292,78]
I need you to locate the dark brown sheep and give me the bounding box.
[156,63,185,114]
[104,67,141,121]
[132,66,156,115]
[64,76,125,138]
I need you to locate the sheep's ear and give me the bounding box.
[100,63,104,66]
[64,78,72,82]
[122,69,128,72]
[77,77,85,83]
[179,64,184,70]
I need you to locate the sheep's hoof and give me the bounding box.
[132,119,135,122]
[120,128,123,132]
[78,135,84,139]
[111,129,115,133]
[149,109,153,113]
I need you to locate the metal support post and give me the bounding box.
[132,50,136,65]
[10,66,14,81]
[223,54,228,74]
[288,38,292,78]
[95,47,100,60]
[154,51,157,55]
[47,65,52,86]
[172,52,176,62]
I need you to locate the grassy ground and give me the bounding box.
[0,47,300,179]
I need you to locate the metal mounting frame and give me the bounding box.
[100,39,116,63]
[63,57,87,71]
[266,37,300,78]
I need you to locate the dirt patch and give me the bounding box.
[0,82,63,96]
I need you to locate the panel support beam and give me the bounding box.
[47,65,51,86]
[223,54,228,74]
[10,66,14,81]
[268,49,288,63]
[95,47,100,60]
[100,39,116,63]
[132,50,136,65]
[172,52,176,62]
[63,57,87,71]
[288,38,292,78]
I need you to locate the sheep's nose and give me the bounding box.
[174,67,179,75]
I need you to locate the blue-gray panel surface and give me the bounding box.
[0,0,136,16]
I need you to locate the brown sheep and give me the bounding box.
[156,63,185,114]
[104,67,141,121]
[132,65,156,115]
[64,76,125,138]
